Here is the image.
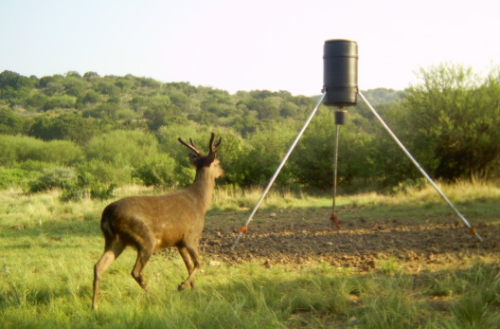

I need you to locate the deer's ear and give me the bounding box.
[188,153,198,164]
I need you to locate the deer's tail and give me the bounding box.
[100,205,118,241]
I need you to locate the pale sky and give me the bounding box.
[1,0,499,96]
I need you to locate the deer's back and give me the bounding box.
[101,192,205,250]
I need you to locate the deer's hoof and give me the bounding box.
[178,282,187,291]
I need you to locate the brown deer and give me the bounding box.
[92,132,223,310]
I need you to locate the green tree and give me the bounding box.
[403,64,500,181]
[85,130,159,167]
[133,153,178,188]
[0,70,37,90]
[81,90,104,105]
[0,71,37,107]
[144,95,186,130]
[83,71,100,81]
[230,121,297,187]
[0,134,83,165]
[29,167,78,193]
[26,92,49,110]
[39,75,65,96]
[0,109,26,135]
[96,79,120,96]
[42,94,77,111]
[63,76,88,99]
[29,113,101,145]
[291,109,377,190]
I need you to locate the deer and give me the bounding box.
[92,132,223,310]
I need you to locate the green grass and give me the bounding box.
[1,182,500,328]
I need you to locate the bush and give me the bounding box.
[60,179,116,202]
[78,159,131,186]
[0,134,83,165]
[392,178,428,195]
[42,95,77,111]
[231,121,297,187]
[85,130,159,167]
[40,140,84,165]
[133,154,177,188]
[57,169,116,202]
[29,167,77,193]
[0,167,32,189]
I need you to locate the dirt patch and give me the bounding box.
[200,207,499,272]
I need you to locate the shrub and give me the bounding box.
[133,154,177,188]
[40,140,84,165]
[229,122,297,187]
[85,130,159,167]
[42,95,77,111]
[29,167,77,193]
[59,169,117,202]
[78,159,131,186]
[0,166,32,189]
[0,134,83,165]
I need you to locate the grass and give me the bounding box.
[1,182,499,328]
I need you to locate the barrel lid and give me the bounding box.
[324,39,357,43]
[324,39,358,58]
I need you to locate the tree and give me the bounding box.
[42,95,77,111]
[39,75,65,96]
[403,64,500,181]
[85,130,159,167]
[29,113,101,145]
[0,70,37,90]
[0,134,82,165]
[133,153,177,188]
[0,109,26,135]
[83,71,100,81]
[63,76,88,98]
[26,92,49,110]
[229,122,297,187]
[291,108,379,190]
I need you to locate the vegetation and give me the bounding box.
[1,64,499,327]
[1,184,499,328]
[1,64,499,200]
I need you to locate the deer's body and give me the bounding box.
[92,133,223,310]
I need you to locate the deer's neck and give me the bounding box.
[188,169,216,213]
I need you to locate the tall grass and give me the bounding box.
[1,182,499,328]
[211,180,500,210]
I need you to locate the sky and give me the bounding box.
[1,0,499,96]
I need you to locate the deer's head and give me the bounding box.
[178,133,224,178]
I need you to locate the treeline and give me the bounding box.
[0,64,499,200]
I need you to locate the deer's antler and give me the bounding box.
[179,133,222,158]
[208,132,222,154]
[178,137,202,156]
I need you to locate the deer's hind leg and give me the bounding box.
[177,244,201,291]
[131,247,153,290]
[93,240,126,310]
[130,234,157,291]
[177,246,196,289]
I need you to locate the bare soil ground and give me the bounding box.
[200,207,500,272]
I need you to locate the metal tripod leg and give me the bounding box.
[359,92,483,242]
[230,93,326,249]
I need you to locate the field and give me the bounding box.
[1,182,500,328]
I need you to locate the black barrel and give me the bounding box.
[322,39,358,107]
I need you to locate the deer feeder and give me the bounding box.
[322,39,358,108]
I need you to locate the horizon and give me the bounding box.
[1,0,499,97]
[1,69,408,95]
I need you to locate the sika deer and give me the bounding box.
[92,132,223,310]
